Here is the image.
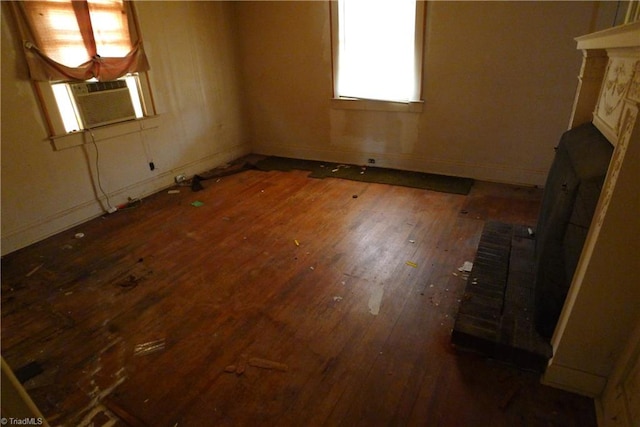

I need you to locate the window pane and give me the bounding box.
[52,83,82,133]
[337,0,416,102]
[125,74,144,118]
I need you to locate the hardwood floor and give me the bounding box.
[1,167,596,426]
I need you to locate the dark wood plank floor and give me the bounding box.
[1,167,596,426]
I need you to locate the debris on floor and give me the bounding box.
[191,176,205,191]
[102,397,148,427]
[499,383,522,410]
[224,355,288,374]
[25,263,44,277]
[117,198,142,211]
[406,261,418,268]
[109,258,152,289]
[188,160,257,192]
[368,286,384,315]
[133,339,166,357]
[191,201,204,207]
[168,190,180,194]
[248,357,289,372]
[236,356,247,376]
[331,164,351,173]
[333,296,343,302]
[15,361,44,384]
[458,261,473,273]
[75,232,85,239]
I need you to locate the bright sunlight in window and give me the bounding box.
[337,0,417,102]
[125,75,144,118]
[45,8,86,66]
[52,83,81,132]
[88,0,132,57]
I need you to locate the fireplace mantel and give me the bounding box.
[575,21,640,50]
[543,19,639,427]
[569,21,640,147]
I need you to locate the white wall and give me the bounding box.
[235,1,616,186]
[1,1,619,254]
[1,1,250,255]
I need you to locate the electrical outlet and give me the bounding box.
[175,174,186,184]
[368,158,376,164]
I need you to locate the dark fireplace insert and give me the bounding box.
[533,122,613,338]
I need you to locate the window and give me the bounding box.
[11,0,155,138]
[23,0,135,71]
[332,0,425,107]
[51,74,145,133]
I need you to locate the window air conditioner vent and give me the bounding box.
[70,80,136,128]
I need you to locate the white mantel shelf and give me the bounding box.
[575,21,640,50]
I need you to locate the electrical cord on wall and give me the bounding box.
[139,131,155,171]
[86,128,118,214]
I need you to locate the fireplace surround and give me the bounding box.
[452,21,639,406]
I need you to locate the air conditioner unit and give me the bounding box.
[70,80,136,128]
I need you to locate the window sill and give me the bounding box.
[331,97,424,113]
[50,115,161,151]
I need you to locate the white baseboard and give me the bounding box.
[1,145,250,256]
[542,362,607,398]
[252,143,547,187]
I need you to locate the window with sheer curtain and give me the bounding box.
[333,0,424,104]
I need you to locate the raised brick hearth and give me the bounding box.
[452,221,552,371]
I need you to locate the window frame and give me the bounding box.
[11,0,158,146]
[52,74,146,133]
[329,0,426,112]
[34,71,157,149]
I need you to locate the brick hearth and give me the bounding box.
[452,221,552,371]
